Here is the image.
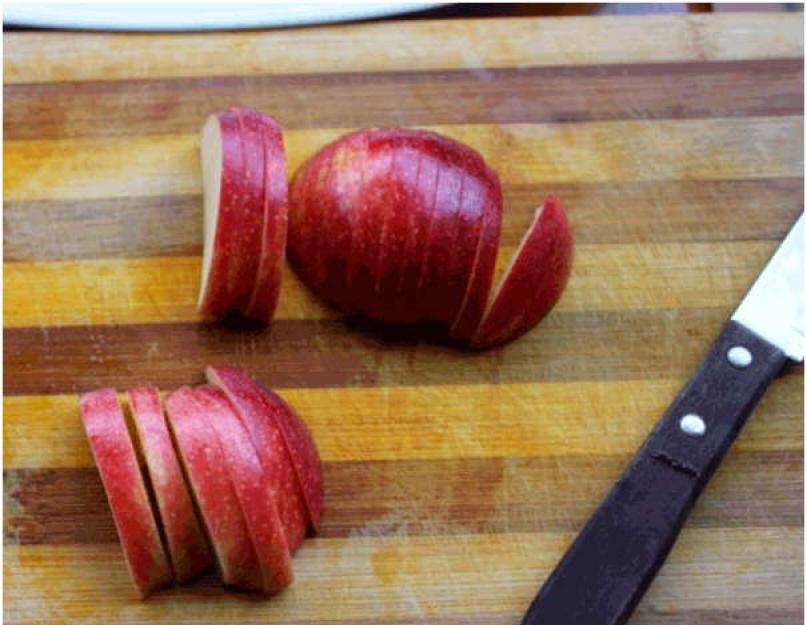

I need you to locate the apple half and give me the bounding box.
[79,389,173,598]
[288,128,572,348]
[126,386,213,582]
[164,386,262,591]
[207,365,321,536]
[287,129,502,329]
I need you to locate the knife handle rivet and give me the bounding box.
[727,345,753,368]
[680,414,706,437]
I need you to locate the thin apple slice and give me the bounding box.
[198,110,264,318]
[127,386,213,583]
[79,388,173,598]
[449,194,502,342]
[243,111,289,323]
[164,386,262,592]
[192,385,293,593]
[206,365,320,535]
[470,195,573,349]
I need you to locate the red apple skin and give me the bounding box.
[207,365,320,535]
[416,155,498,326]
[192,385,293,594]
[470,195,573,349]
[198,109,264,319]
[126,386,213,583]
[288,129,501,330]
[449,196,502,342]
[243,111,288,323]
[79,389,173,598]
[164,386,262,592]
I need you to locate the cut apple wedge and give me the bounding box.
[79,388,173,598]
[207,365,320,536]
[164,386,262,592]
[198,109,265,319]
[470,195,573,350]
[243,111,289,323]
[192,385,293,594]
[126,386,213,583]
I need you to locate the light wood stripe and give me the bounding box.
[4,528,802,623]
[5,118,803,202]
[3,257,330,327]
[2,241,780,328]
[5,374,801,468]
[4,14,803,84]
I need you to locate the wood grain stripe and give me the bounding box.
[6,376,801,468]
[5,179,802,262]
[3,240,782,327]
[5,59,802,140]
[4,528,802,622]
[5,118,802,202]
[5,450,802,545]
[5,308,805,395]
[4,14,803,84]
[4,609,803,625]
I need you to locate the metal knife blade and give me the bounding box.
[732,214,804,361]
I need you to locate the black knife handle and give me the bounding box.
[520,321,789,625]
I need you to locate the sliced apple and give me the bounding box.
[197,109,265,318]
[164,386,262,591]
[287,129,502,330]
[470,195,573,349]
[192,385,293,593]
[206,365,318,537]
[449,195,502,343]
[79,388,173,598]
[126,386,213,583]
[243,111,289,323]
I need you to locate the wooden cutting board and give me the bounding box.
[4,12,804,625]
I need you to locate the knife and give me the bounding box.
[520,215,804,625]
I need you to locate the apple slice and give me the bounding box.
[449,194,502,343]
[126,386,213,582]
[198,109,265,318]
[164,386,262,591]
[192,385,293,593]
[243,111,289,323]
[206,365,319,536]
[79,388,173,598]
[470,195,573,349]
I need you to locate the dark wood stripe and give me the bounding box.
[2,308,745,394]
[6,450,801,545]
[3,194,201,262]
[4,178,802,262]
[6,309,805,395]
[5,609,803,625]
[630,610,804,625]
[4,59,803,140]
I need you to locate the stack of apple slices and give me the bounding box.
[79,366,323,598]
[199,112,573,348]
[198,107,288,322]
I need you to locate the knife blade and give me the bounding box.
[520,214,804,625]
